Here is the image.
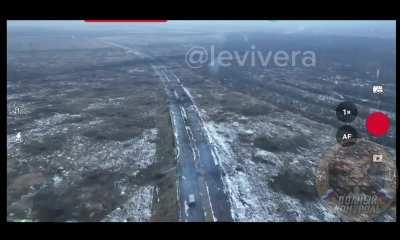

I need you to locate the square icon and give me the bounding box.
[372,154,384,163]
[372,85,384,94]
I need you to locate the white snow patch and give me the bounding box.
[184,200,189,217]
[52,175,63,186]
[103,185,154,222]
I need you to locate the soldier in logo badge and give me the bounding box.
[316,139,396,221]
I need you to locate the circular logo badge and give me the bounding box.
[316,139,396,221]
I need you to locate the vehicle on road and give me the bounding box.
[188,194,196,207]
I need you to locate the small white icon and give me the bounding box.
[342,109,351,115]
[15,132,23,143]
[372,85,384,94]
[372,154,384,163]
[342,133,352,140]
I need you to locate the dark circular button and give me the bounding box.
[336,101,358,123]
[336,125,359,147]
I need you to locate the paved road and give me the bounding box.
[154,66,232,221]
[103,41,232,221]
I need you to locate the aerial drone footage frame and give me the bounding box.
[5,19,397,223]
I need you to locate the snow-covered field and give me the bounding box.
[203,116,340,221]
[102,185,154,222]
[7,109,159,221]
[181,83,343,221]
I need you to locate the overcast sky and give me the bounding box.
[7,20,396,38]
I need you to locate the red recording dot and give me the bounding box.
[366,112,390,137]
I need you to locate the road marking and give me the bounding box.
[205,183,218,222]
